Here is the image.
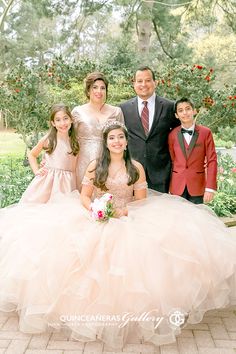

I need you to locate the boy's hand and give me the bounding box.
[203,191,214,203]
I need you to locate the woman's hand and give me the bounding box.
[114,207,128,218]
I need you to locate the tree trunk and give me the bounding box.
[137,0,154,56]
[0,111,4,129]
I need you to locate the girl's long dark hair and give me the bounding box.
[93,123,139,191]
[44,103,79,156]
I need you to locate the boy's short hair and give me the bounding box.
[174,97,194,113]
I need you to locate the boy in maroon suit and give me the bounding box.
[168,97,217,204]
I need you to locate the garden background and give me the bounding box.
[0,0,235,216]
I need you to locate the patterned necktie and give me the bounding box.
[141,101,149,135]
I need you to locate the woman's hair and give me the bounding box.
[93,122,139,191]
[45,103,79,156]
[84,71,108,99]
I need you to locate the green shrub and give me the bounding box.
[208,153,236,217]
[214,137,227,148]
[215,126,236,146]
[209,192,236,217]
[0,155,33,208]
[214,135,234,149]
[1,58,236,142]
[224,141,234,149]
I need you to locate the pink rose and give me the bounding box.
[98,210,104,219]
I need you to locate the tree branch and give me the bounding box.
[152,19,173,59]
[123,0,140,32]
[0,0,15,32]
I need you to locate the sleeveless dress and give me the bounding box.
[72,104,124,190]
[0,172,236,348]
[20,138,77,203]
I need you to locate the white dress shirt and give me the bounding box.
[181,123,195,145]
[137,93,156,132]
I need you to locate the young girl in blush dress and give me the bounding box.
[20,103,79,203]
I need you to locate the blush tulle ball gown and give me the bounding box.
[0,172,236,348]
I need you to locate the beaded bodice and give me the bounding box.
[82,172,147,208]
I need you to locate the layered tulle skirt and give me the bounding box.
[0,192,236,348]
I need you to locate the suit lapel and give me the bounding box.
[177,129,187,159]
[176,125,199,160]
[131,97,147,139]
[148,96,163,138]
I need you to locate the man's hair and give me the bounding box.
[174,97,194,113]
[134,66,156,81]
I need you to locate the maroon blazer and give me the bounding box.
[168,124,217,196]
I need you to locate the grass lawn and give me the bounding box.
[0,130,25,157]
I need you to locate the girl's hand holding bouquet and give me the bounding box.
[90,193,114,222]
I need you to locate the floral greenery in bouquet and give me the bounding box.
[90,193,114,221]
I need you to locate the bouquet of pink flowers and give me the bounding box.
[90,193,114,222]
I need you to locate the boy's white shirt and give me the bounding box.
[181,123,215,194]
[181,123,195,145]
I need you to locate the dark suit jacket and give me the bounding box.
[168,124,217,196]
[120,95,179,191]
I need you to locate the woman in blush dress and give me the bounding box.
[72,71,124,190]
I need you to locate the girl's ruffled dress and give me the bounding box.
[0,172,236,348]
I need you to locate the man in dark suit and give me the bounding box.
[120,66,179,192]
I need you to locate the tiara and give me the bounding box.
[102,120,128,132]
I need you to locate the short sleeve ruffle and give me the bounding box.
[133,181,148,191]
[82,175,93,186]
